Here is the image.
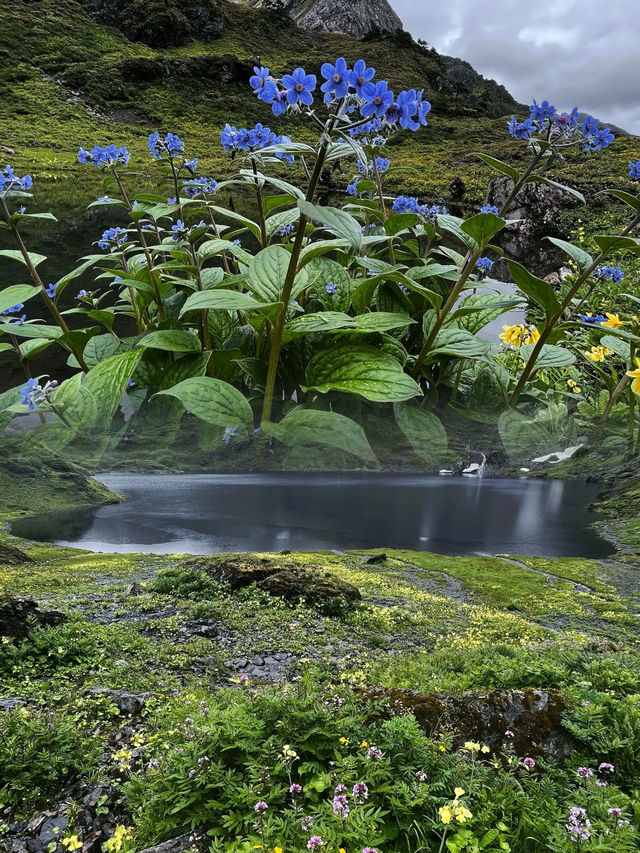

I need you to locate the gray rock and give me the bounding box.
[0,597,66,639]
[246,0,402,38]
[82,687,151,716]
[137,835,193,853]
[0,697,27,711]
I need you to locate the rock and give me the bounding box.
[363,553,387,564]
[124,582,144,596]
[0,697,27,711]
[249,0,403,38]
[137,835,193,853]
[486,175,581,279]
[362,687,575,759]
[0,542,32,565]
[0,145,15,154]
[190,555,361,613]
[82,687,151,716]
[0,597,66,638]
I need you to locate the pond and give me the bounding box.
[10,472,612,558]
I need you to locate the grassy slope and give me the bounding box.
[0,0,637,228]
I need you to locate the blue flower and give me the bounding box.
[581,116,614,151]
[223,426,238,445]
[530,99,556,122]
[148,132,185,159]
[183,176,218,197]
[392,195,421,214]
[420,203,447,221]
[1,302,24,316]
[325,282,338,295]
[45,282,58,299]
[233,239,242,248]
[346,178,360,196]
[78,144,130,168]
[269,89,289,116]
[278,223,295,237]
[97,226,128,251]
[282,67,317,106]
[594,265,624,283]
[171,219,188,240]
[508,116,535,140]
[0,165,34,193]
[11,314,26,325]
[77,290,89,299]
[476,257,493,273]
[630,161,640,181]
[554,107,580,131]
[250,66,277,103]
[349,59,375,96]
[579,314,607,324]
[321,57,351,103]
[274,134,295,163]
[361,81,394,118]
[396,89,420,130]
[19,378,40,411]
[481,204,500,215]
[416,90,431,126]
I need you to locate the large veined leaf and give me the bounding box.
[23,422,76,454]
[53,374,98,434]
[138,330,202,352]
[206,206,262,240]
[0,323,63,340]
[156,377,254,432]
[248,244,307,303]
[82,334,123,366]
[455,293,525,334]
[473,152,519,182]
[0,248,47,268]
[427,326,492,361]
[263,408,377,464]
[354,312,415,333]
[265,208,301,239]
[284,312,356,338]
[393,402,448,467]
[200,267,225,289]
[305,256,354,312]
[593,235,640,256]
[546,237,593,271]
[436,215,477,251]
[0,285,41,315]
[304,343,422,402]
[506,259,561,318]
[461,212,506,247]
[181,289,277,314]
[599,334,631,362]
[83,350,143,431]
[518,343,575,368]
[298,200,362,251]
[197,238,253,266]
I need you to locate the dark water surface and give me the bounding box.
[11,473,612,558]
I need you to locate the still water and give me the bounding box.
[10,473,611,558]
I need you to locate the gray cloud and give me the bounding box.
[392,0,640,134]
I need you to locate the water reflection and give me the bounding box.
[10,473,611,558]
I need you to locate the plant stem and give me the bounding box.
[251,158,268,247]
[587,374,630,446]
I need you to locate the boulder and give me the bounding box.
[363,687,575,759]
[81,687,151,716]
[137,836,193,853]
[0,597,66,639]
[0,542,32,565]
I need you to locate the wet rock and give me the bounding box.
[363,553,387,564]
[137,835,193,853]
[0,542,32,565]
[0,597,66,638]
[190,555,361,613]
[0,145,16,154]
[0,697,27,711]
[363,687,575,759]
[124,582,144,596]
[82,687,151,716]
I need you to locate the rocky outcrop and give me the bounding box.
[0,597,66,639]
[276,0,403,38]
[82,687,152,716]
[0,541,32,566]
[486,175,581,279]
[187,555,361,613]
[364,687,575,759]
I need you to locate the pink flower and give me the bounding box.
[307,837,324,850]
[254,801,268,814]
[289,783,302,795]
[352,781,369,802]
[523,757,536,769]
[577,766,593,779]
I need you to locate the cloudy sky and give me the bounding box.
[392,0,640,134]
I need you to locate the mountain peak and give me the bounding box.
[239,0,403,39]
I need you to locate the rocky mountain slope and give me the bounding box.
[243,0,403,39]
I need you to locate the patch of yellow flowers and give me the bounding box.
[585,345,613,362]
[499,324,540,348]
[627,358,640,394]
[566,379,582,393]
[104,825,134,852]
[439,788,473,825]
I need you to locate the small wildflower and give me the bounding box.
[307,837,324,850]
[522,757,536,770]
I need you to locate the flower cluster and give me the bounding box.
[499,324,540,348]
[630,161,640,180]
[438,788,473,825]
[20,378,58,411]
[78,144,130,168]
[594,265,624,282]
[565,806,591,842]
[358,156,390,175]
[508,100,614,151]
[220,123,293,161]
[98,226,128,251]
[171,219,206,241]
[1,302,24,316]
[475,256,493,274]
[148,132,185,159]
[250,58,430,132]
[585,345,613,362]
[0,165,33,193]
[480,203,501,215]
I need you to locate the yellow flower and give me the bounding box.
[481,745,490,754]
[573,386,582,393]
[439,744,447,752]
[339,849,347,853]
[339,736,350,746]
[627,359,640,394]
[274,847,283,853]
[62,836,82,852]
[360,741,369,748]
[499,324,539,348]
[454,787,465,797]
[464,741,480,753]
[439,805,454,824]
[454,805,473,823]
[567,379,576,387]
[601,313,626,329]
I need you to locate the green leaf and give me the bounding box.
[0,285,41,315]
[298,200,362,251]
[138,330,201,352]
[474,152,519,182]
[519,343,575,368]
[393,402,448,467]
[304,343,422,402]
[0,248,47,268]
[156,377,254,432]
[506,259,561,318]
[455,293,525,334]
[592,235,640,256]
[83,350,143,431]
[263,408,377,464]
[83,334,122,366]
[600,334,631,362]
[428,326,492,361]
[248,245,307,303]
[181,289,275,314]
[265,208,301,239]
[0,323,63,340]
[436,215,477,251]
[354,312,415,333]
[602,188,640,213]
[461,212,506,247]
[0,342,14,354]
[200,267,225,289]
[384,213,419,235]
[197,238,253,266]
[546,237,593,271]
[207,205,262,240]
[284,312,355,338]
